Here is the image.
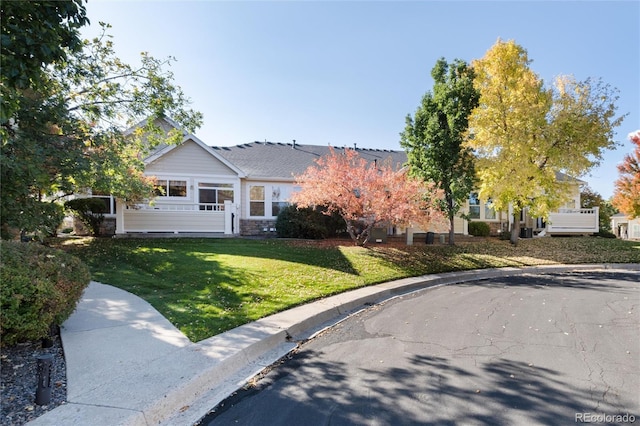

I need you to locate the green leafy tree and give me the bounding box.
[1,6,202,238]
[580,186,616,232]
[65,198,107,237]
[1,0,89,123]
[467,39,624,244]
[401,58,479,245]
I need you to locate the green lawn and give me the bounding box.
[57,236,640,342]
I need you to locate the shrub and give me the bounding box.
[498,230,511,240]
[276,205,345,239]
[468,221,491,237]
[594,230,616,239]
[0,241,90,346]
[1,202,65,241]
[65,198,107,236]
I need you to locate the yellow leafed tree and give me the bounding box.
[467,39,625,244]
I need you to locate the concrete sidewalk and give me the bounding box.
[28,264,640,426]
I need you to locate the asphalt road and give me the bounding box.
[200,271,640,426]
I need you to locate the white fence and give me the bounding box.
[547,207,599,234]
[116,200,235,234]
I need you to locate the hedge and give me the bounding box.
[468,221,491,237]
[276,205,345,239]
[0,241,90,346]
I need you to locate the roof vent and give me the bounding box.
[292,139,296,149]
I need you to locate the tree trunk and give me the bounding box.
[447,195,455,245]
[510,211,519,245]
[345,219,373,247]
[357,223,374,247]
[448,215,455,245]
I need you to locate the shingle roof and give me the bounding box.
[211,142,408,180]
[555,171,586,185]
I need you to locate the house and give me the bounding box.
[611,213,640,240]
[102,117,405,237]
[88,118,599,238]
[462,173,599,238]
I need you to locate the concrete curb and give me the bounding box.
[28,264,639,426]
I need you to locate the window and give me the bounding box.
[154,179,187,197]
[198,183,234,211]
[271,186,289,217]
[90,191,116,215]
[249,184,293,217]
[484,198,496,220]
[250,185,265,216]
[469,193,480,219]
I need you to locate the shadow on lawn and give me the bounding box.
[366,237,640,275]
[56,237,361,340]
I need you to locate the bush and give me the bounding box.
[468,221,491,237]
[0,241,90,346]
[594,230,617,239]
[1,202,64,241]
[65,198,107,236]
[276,205,345,239]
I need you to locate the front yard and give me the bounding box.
[56,236,640,342]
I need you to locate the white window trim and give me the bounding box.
[153,178,189,199]
[466,196,500,222]
[88,193,117,217]
[195,179,238,207]
[246,182,294,219]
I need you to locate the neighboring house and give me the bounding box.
[87,118,598,238]
[114,133,245,235]
[611,213,640,240]
[211,141,407,236]
[462,173,599,238]
[107,117,406,236]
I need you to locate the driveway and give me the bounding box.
[199,271,639,425]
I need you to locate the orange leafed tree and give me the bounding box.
[290,147,446,246]
[613,130,640,219]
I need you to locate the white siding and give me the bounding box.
[453,215,466,234]
[146,140,237,176]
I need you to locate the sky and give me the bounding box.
[81,0,639,199]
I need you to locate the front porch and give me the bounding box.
[543,207,599,235]
[115,200,238,235]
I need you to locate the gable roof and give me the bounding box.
[131,117,246,177]
[130,117,587,186]
[211,142,408,180]
[144,134,246,177]
[555,171,586,185]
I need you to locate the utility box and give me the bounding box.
[520,227,533,238]
[371,227,388,243]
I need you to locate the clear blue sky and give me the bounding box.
[82,0,639,199]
